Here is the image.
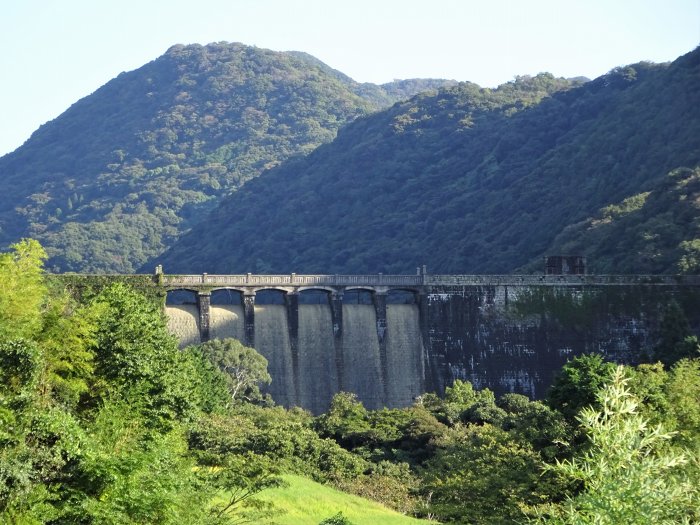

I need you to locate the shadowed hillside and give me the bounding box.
[0,42,453,273]
[156,48,700,274]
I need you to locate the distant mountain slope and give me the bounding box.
[526,166,700,274]
[0,42,453,272]
[156,48,700,274]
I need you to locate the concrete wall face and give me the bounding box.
[438,283,700,400]
[158,276,700,413]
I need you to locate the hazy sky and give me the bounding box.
[1,0,698,156]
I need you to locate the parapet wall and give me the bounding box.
[160,272,700,288]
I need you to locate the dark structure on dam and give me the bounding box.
[160,271,700,414]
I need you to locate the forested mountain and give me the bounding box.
[527,166,700,274]
[157,48,700,275]
[0,42,453,273]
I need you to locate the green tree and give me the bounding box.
[70,400,216,525]
[653,300,699,366]
[315,392,371,449]
[196,338,271,403]
[89,282,205,426]
[533,366,699,524]
[678,238,700,273]
[547,354,616,421]
[0,339,86,524]
[663,358,700,447]
[499,394,570,459]
[0,239,48,341]
[203,452,284,524]
[36,292,103,407]
[421,423,553,524]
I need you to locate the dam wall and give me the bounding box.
[154,273,700,413]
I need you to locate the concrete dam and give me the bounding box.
[162,272,700,414]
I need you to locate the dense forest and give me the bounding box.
[158,47,700,275]
[1,240,698,524]
[1,44,698,276]
[0,43,453,273]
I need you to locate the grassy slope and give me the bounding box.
[258,475,432,525]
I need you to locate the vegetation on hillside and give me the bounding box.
[158,48,700,275]
[0,42,453,273]
[529,166,700,274]
[1,240,699,523]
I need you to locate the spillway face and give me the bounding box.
[297,304,338,414]
[340,305,384,410]
[210,305,245,341]
[385,304,425,408]
[254,305,296,407]
[165,305,201,348]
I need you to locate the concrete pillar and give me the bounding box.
[243,291,255,347]
[286,291,300,406]
[197,292,211,342]
[373,291,389,404]
[331,290,344,391]
[418,291,436,394]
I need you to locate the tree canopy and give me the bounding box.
[158,49,700,274]
[0,43,453,273]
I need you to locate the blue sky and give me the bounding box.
[1,0,698,156]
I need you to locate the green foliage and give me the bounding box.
[196,338,272,403]
[51,273,165,307]
[499,395,570,458]
[88,282,212,426]
[319,512,355,525]
[547,354,616,421]
[532,366,699,524]
[678,238,700,273]
[189,406,367,485]
[0,339,41,396]
[37,293,102,407]
[160,50,700,275]
[660,359,700,447]
[543,167,700,274]
[0,43,451,273]
[0,239,273,524]
[316,393,447,470]
[75,405,211,525]
[420,424,559,524]
[0,239,47,341]
[331,461,419,516]
[205,452,285,524]
[653,300,700,366]
[315,393,372,448]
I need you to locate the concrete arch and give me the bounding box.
[298,288,332,305]
[343,287,375,305]
[296,286,337,295]
[387,286,421,294]
[210,288,243,305]
[343,286,378,293]
[255,288,288,305]
[387,288,419,304]
[252,286,295,295]
[165,288,198,305]
[209,286,248,294]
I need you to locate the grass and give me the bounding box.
[255,474,434,525]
